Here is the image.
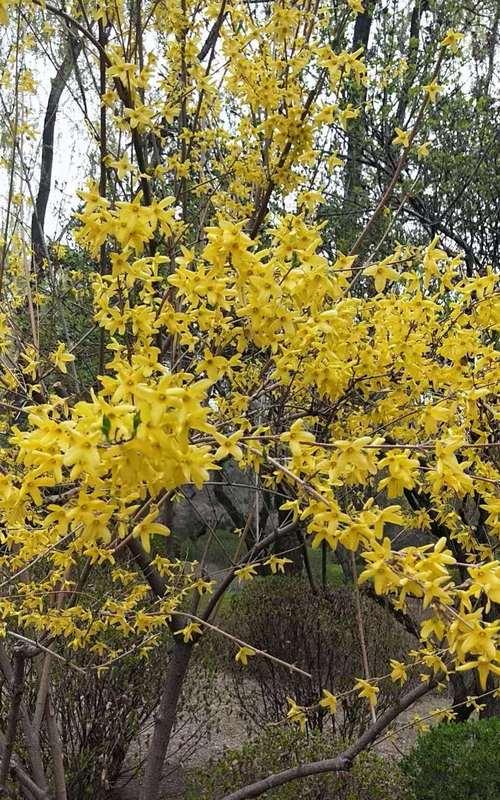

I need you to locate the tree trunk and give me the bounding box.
[0,648,25,791]
[139,639,193,800]
[340,1,377,251]
[31,34,81,270]
[395,0,429,125]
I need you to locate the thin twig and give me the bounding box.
[171,611,312,679]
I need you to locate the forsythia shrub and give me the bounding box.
[0,1,498,798]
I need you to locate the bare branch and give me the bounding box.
[221,678,438,800]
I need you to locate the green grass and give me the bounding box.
[177,528,347,590]
[177,528,240,566]
[307,551,346,587]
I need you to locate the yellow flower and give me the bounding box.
[235,563,259,582]
[347,0,364,13]
[50,342,75,373]
[389,660,408,684]
[440,29,464,53]
[468,563,500,605]
[359,538,399,595]
[264,555,293,574]
[235,646,256,666]
[417,141,431,159]
[131,507,170,554]
[378,450,420,497]
[62,429,101,480]
[280,419,316,456]
[337,103,360,129]
[354,678,379,707]
[213,431,243,462]
[456,656,500,691]
[286,697,307,731]
[327,152,343,170]
[319,689,337,715]
[333,251,356,270]
[174,622,203,643]
[0,0,11,26]
[392,127,410,148]
[423,80,442,103]
[363,261,400,293]
[280,498,301,522]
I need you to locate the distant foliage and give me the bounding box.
[402,718,500,800]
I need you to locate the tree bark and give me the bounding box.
[395,0,429,125]
[45,694,67,800]
[340,1,377,251]
[0,645,48,794]
[31,34,81,270]
[139,639,193,800]
[0,648,25,791]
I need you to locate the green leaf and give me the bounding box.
[102,415,111,439]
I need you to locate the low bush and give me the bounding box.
[401,717,500,800]
[217,576,416,738]
[51,642,228,799]
[186,725,410,800]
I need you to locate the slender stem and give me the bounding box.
[98,18,108,374]
[45,694,67,800]
[347,49,445,268]
[321,541,327,590]
[350,552,376,723]
[6,632,86,675]
[172,611,312,678]
[0,648,26,791]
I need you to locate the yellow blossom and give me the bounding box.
[392,127,410,148]
[319,689,337,715]
[235,646,256,666]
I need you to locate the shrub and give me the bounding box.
[49,643,169,799]
[217,576,416,738]
[50,642,228,799]
[186,725,410,800]
[401,717,500,800]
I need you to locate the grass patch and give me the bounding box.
[178,528,347,591]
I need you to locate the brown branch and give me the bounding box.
[172,611,312,678]
[221,677,438,800]
[0,736,48,800]
[98,17,108,374]
[198,1,227,60]
[347,48,445,263]
[350,551,376,723]
[33,1,105,58]
[45,694,67,800]
[249,77,322,239]
[139,638,193,800]
[0,645,48,794]
[126,538,167,597]
[0,648,26,791]
[201,519,300,622]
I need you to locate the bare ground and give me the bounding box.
[112,678,450,800]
